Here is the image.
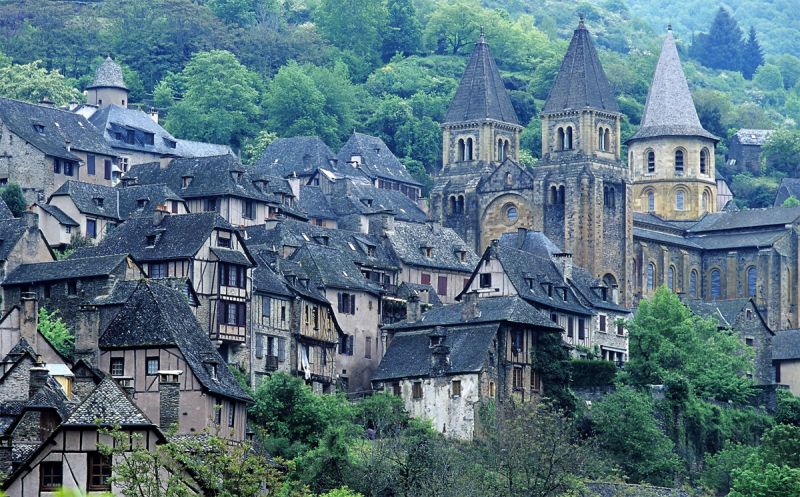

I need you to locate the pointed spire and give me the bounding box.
[443,33,520,125]
[542,19,619,113]
[629,29,718,142]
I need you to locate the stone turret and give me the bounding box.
[86,56,129,109]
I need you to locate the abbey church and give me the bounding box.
[431,19,800,331]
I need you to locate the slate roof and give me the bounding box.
[444,33,520,125]
[51,181,120,219]
[88,57,127,90]
[0,97,116,161]
[3,254,130,285]
[253,136,337,176]
[88,104,179,156]
[98,281,251,402]
[684,298,769,331]
[373,323,498,381]
[629,30,717,142]
[251,254,293,298]
[497,229,562,258]
[337,132,420,186]
[686,207,800,233]
[25,375,74,420]
[690,230,787,251]
[347,179,427,222]
[116,184,185,220]
[0,199,13,220]
[91,277,198,307]
[543,19,619,114]
[64,376,151,426]
[633,227,702,249]
[384,295,562,331]
[773,329,800,361]
[174,139,233,158]
[384,221,478,272]
[127,155,275,202]
[774,178,800,207]
[290,243,384,295]
[395,282,442,306]
[734,128,773,146]
[36,202,78,227]
[0,218,30,262]
[71,212,237,262]
[297,186,336,220]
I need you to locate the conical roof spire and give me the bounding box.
[87,56,127,91]
[542,19,619,113]
[629,29,717,142]
[443,33,520,125]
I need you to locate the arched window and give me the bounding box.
[466,138,474,161]
[566,127,573,150]
[747,267,757,297]
[647,150,655,173]
[604,128,611,151]
[598,128,606,151]
[647,263,656,291]
[675,149,684,173]
[668,266,675,291]
[497,138,504,161]
[457,195,465,214]
[702,190,710,211]
[676,190,685,211]
[557,128,565,151]
[690,269,698,297]
[449,196,456,214]
[550,185,558,204]
[647,191,655,211]
[700,148,709,174]
[557,185,565,205]
[457,139,465,162]
[504,172,513,186]
[603,186,609,207]
[503,140,510,161]
[610,187,616,208]
[710,269,721,299]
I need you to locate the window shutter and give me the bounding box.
[337,293,343,313]
[278,338,286,361]
[348,335,354,355]
[350,295,356,315]
[255,335,263,359]
[237,303,246,326]
[217,300,225,324]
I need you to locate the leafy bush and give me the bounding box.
[37,307,74,358]
[570,359,617,388]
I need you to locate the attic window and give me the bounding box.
[455,249,466,262]
[146,234,157,247]
[137,198,148,208]
[163,138,176,149]
[182,176,193,188]
[33,124,45,134]
[231,171,243,181]
[561,288,568,301]
[421,246,433,258]
[314,235,329,246]
[542,283,553,297]
[217,234,231,248]
[209,364,218,380]
[91,197,104,208]
[144,132,155,146]
[367,246,376,256]
[479,273,492,289]
[361,198,373,207]
[429,336,442,347]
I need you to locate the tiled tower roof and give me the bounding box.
[88,56,127,90]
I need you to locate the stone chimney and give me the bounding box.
[153,204,169,226]
[552,253,573,282]
[159,371,182,431]
[426,220,441,234]
[287,173,301,199]
[21,210,38,230]
[148,107,159,123]
[29,363,49,399]
[20,292,38,350]
[75,305,100,366]
[461,291,480,321]
[406,293,421,322]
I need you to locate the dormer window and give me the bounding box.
[182,176,193,188]
[146,234,157,247]
[367,246,376,257]
[542,282,553,296]
[314,235,329,246]
[93,197,104,208]
[163,138,176,149]
[350,155,362,165]
[144,132,155,146]
[137,198,148,209]
[209,364,218,380]
[33,124,45,134]
[361,198,373,207]
[230,171,243,182]
[217,234,231,248]
[455,249,467,262]
[479,273,492,289]
[561,288,568,302]
[429,336,442,347]
[421,246,433,258]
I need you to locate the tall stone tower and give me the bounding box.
[629,28,719,220]
[536,17,632,302]
[431,31,524,250]
[86,57,129,109]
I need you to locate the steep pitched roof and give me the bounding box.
[629,29,717,142]
[0,97,115,160]
[384,222,478,272]
[0,218,30,262]
[297,186,336,221]
[3,254,131,285]
[35,202,79,227]
[88,104,179,156]
[774,178,800,207]
[774,329,800,361]
[684,298,770,332]
[337,132,420,186]
[542,19,619,114]
[64,376,150,426]
[116,184,185,220]
[444,33,520,125]
[50,181,120,219]
[87,57,127,90]
[98,281,251,402]
[174,139,232,158]
[253,136,337,177]
[290,243,384,295]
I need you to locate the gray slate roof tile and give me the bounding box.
[88,57,127,90]
[3,254,129,285]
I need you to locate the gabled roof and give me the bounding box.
[253,136,337,177]
[91,277,199,307]
[444,32,520,125]
[497,229,561,258]
[384,221,478,273]
[290,243,384,295]
[87,57,127,90]
[297,186,336,220]
[628,29,717,142]
[734,128,773,146]
[337,132,420,186]
[686,206,800,233]
[347,178,426,223]
[0,218,31,262]
[98,281,251,402]
[773,329,800,361]
[3,254,132,285]
[88,105,179,156]
[684,298,771,333]
[72,212,237,262]
[543,18,619,114]
[251,254,293,298]
[774,178,800,207]
[36,202,79,227]
[127,155,275,202]
[116,184,185,220]
[51,181,120,219]
[174,139,233,158]
[0,97,115,160]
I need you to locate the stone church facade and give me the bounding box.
[431,21,800,332]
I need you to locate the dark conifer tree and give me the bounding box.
[741,26,764,79]
[381,0,421,61]
[694,7,744,72]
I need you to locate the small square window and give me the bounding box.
[110,357,124,376]
[146,357,159,375]
[40,461,63,491]
[67,280,78,295]
[451,380,461,398]
[412,381,423,399]
[393,382,401,396]
[479,273,492,288]
[87,452,111,491]
[217,235,231,248]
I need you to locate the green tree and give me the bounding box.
[422,0,482,55]
[623,287,754,402]
[783,196,800,207]
[761,129,800,176]
[162,50,263,150]
[754,64,785,92]
[702,443,758,496]
[381,0,421,61]
[592,386,681,486]
[693,7,744,72]
[741,27,764,79]
[314,0,387,66]
[0,60,81,105]
[0,183,26,218]
[208,0,257,26]
[37,308,74,358]
[728,454,800,497]
[241,129,278,165]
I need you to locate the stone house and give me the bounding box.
[36,180,188,246]
[462,236,630,361]
[126,154,305,227]
[2,376,202,496]
[0,212,53,304]
[774,329,800,395]
[2,254,144,335]
[254,136,339,184]
[374,294,562,439]
[93,280,252,440]
[0,96,118,200]
[69,211,255,366]
[727,129,773,175]
[685,298,774,385]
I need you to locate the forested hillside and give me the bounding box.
[0,0,798,203]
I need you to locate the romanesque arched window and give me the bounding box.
[557,128,565,151]
[557,185,565,205]
[702,190,710,211]
[747,266,757,297]
[498,138,505,161]
[675,149,684,173]
[647,150,655,173]
[647,191,655,212]
[457,139,465,162]
[566,127,574,150]
[598,128,606,151]
[710,269,721,299]
[668,266,676,291]
[632,259,639,288]
[466,138,474,161]
[550,185,558,204]
[604,128,611,151]
[690,269,698,297]
[676,190,685,211]
[647,263,656,291]
[503,140,510,160]
[700,148,709,174]
[449,196,456,214]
